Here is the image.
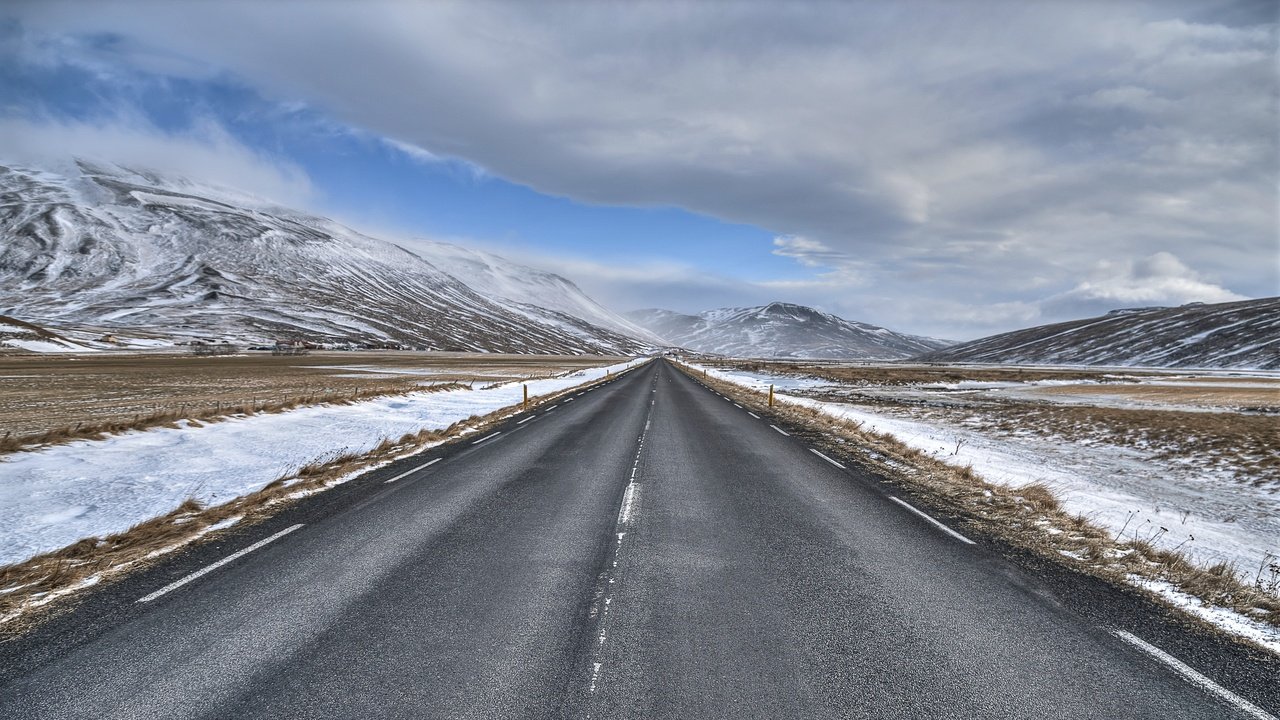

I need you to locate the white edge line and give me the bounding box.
[810,448,846,469]
[889,497,976,545]
[517,416,535,424]
[748,412,760,419]
[770,424,790,436]
[137,524,304,603]
[472,431,502,445]
[1110,630,1276,720]
[385,457,440,483]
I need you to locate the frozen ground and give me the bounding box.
[0,359,643,566]
[685,361,1280,650]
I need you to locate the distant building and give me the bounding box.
[191,340,240,356]
[272,339,311,356]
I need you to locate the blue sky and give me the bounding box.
[0,43,790,279]
[1,2,1275,339]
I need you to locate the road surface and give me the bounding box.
[1,359,1275,718]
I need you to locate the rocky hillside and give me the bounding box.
[0,161,654,355]
[915,297,1280,369]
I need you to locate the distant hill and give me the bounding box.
[0,160,655,354]
[626,302,950,360]
[915,297,1280,369]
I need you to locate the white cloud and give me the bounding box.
[0,114,313,206]
[5,1,1275,339]
[1043,252,1247,316]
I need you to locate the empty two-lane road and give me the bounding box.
[1,360,1274,718]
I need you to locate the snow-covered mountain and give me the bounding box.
[0,160,655,354]
[915,297,1280,369]
[626,303,950,359]
[408,240,668,346]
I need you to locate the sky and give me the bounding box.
[1,1,1276,340]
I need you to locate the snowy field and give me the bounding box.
[0,359,644,566]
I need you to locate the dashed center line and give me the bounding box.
[770,424,790,436]
[747,411,760,419]
[384,457,440,483]
[137,524,304,603]
[889,497,975,545]
[517,416,536,424]
[471,432,502,445]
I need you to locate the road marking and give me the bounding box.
[733,403,743,408]
[770,424,790,436]
[517,416,536,424]
[748,411,760,419]
[472,432,502,445]
[810,449,845,469]
[137,524,304,603]
[618,482,640,524]
[1110,630,1276,720]
[384,457,440,483]
[889,497,975,545]
[565,398,575,403]
[548,404,559,409]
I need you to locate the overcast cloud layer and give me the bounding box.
[7,0,1278,338]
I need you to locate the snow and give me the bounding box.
[0,359,645,566]
[1129,577,1280,655]
[2,339,91,353]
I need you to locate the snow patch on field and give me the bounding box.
[0,359,643,566]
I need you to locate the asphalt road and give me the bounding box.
[1,359,1275,718]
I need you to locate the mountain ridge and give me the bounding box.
[626,302,950,359]
[0,160,654,355]
[914,297,1280,369]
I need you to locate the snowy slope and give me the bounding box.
[410,239,668,345]
[916,298,1280,370]
[0,161,654,355]
[626,303,950,359]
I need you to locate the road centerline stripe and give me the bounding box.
[889,497,975,545]
[472,432,502,445]
[137,524,304,603]
[517,416,536,424]
[1110,630,1276,720]
[748,411,760,419]
[385,457,440,483]
[770,424,790,436]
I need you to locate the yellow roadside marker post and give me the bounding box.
[769,384,774,407]
[523,384,529,408]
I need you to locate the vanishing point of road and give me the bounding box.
[1,360,1276,718]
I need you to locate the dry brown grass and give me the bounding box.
[0,350,621,440]
[706,358,1133,386]
[0,363,630,633]
[0,383,466,455]
[676,362,1280,635]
